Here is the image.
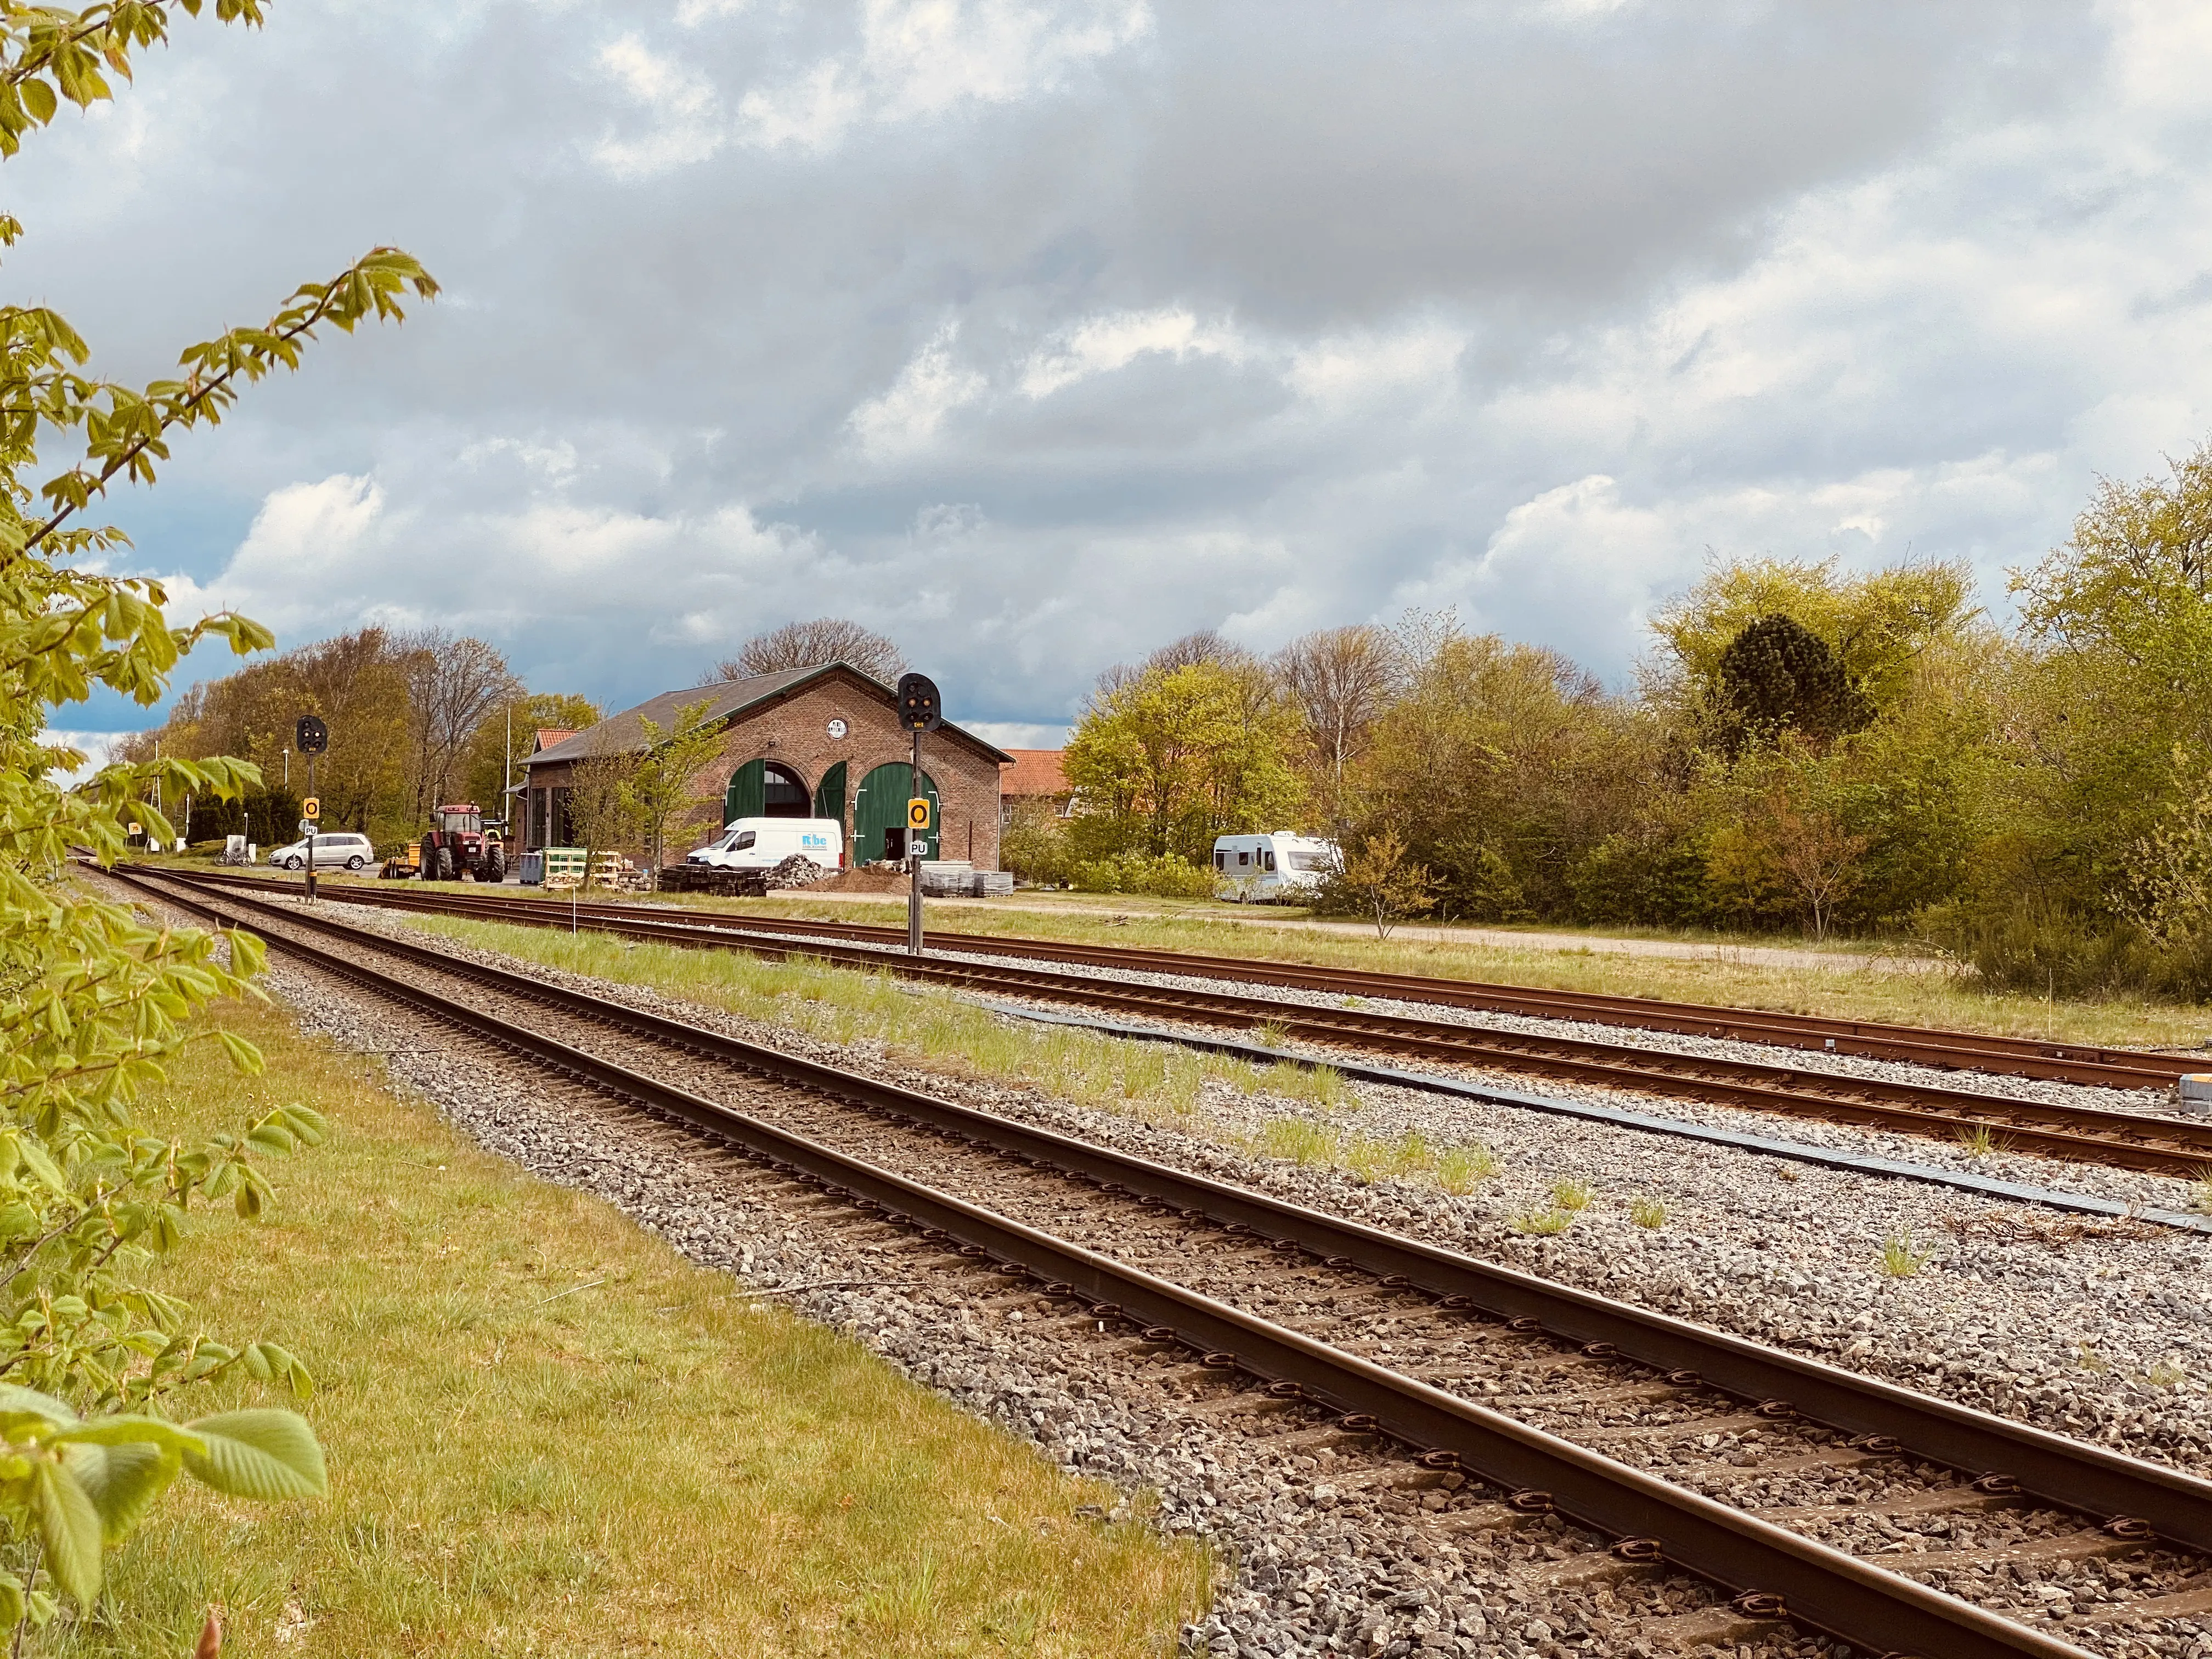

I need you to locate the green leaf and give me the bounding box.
[55,1415,205,1454]
[60,1440,180,1543]
[0,1571,21,1628]
[15,1139,66,1194]
[0,1386,78,1435]
[33,1458,104,1602]
[216,1029,263,1075]
[180,1410,325,1500]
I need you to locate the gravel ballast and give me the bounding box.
[117,879,2212,1656]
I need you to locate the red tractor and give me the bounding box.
[417,803,505,883]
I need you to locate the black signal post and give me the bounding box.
[895,673,942,956]
[296,715,328,901]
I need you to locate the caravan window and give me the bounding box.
[1287,851,1330,872]
[1214,850,1225,869]
[1238,850,1250,866]
[1263,851,1277,871]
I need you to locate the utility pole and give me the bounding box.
[895,673,942,957]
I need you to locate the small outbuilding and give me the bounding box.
[520,663,1013,868]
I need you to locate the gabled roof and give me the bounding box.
[999,749,1070,797]
[525,662,1015,768]
[532,729,575,754]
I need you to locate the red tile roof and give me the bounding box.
[533,729,577,754]
[1000,748,1069,798]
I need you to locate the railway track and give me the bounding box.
[110,863,2212,1658]
[148,866,2212,1180]
[161,863,2201,1091]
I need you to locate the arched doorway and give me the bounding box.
[725,759,812,824]
[854,763,939,862]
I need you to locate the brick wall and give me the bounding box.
[528,670,1003,868]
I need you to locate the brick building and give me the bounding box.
[520,663,1012,868]
[998,748,1073,826]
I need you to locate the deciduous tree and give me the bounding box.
[717,618,902,685]
[0,3,435,1633]
[1064,660,1305,864]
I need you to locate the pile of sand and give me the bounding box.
[800,865,910,895]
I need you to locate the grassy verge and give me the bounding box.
[399,915,1525,1213]
[65,995,1210,1658]
[141,859,2212,1053]
[404,913,1347,1124]
[714,900,2211,1052]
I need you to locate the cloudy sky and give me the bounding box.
[19,0,2212,748]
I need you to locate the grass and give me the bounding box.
[1512,1209,1575,1237]
[187,862,2212,1051]
[1550,1179,1595,1212]
[1877,1228,1935,1278]
[403,915,1347,1126]
[685,895,2212,1054]
[2192,1171,2212,1217]
[1629,1197,1668,1229]
[1954,1123,2012,1159]
[65,996,1210,1658]
[1435,1144,1500,1194]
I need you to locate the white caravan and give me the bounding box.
[1212,831,1339,902]
[687,817,844,873]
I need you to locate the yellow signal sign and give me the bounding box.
[302,797,320,821]
[906,797,932,831]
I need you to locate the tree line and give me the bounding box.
[115,628,599,848]
[1016,446,2212,1000]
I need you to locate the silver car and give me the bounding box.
[269,832,372,873]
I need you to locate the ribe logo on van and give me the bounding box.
[802,834,827,848]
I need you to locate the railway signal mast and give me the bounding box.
[895,672,941,957]
[296,714,328,901]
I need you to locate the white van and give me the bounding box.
[687,817,844,873]
[1213,831,1339,902]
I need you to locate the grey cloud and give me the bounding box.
[15,0,2197,736]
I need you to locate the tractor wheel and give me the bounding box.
[431,845,454,883]
[486,846,506,884]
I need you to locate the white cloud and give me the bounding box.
[591,34,724,177]
[1019,308,1242,397]
[41,730,129,787]
[1286,321,1466,411]
[847,325,988,456]
[739,0,1150,151]
[966,719,1070,748]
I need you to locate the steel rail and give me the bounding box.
[164,864,2197,1089]
[114,863,2212,1557]
[106,863,2111,1659]
[142,866,2212,1178]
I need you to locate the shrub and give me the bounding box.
[1920,897,2167,1000]
[1000,803,1075,885]
[1070,852,1215,899]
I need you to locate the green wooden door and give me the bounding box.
[854,763,938,861]
[724,759,765,826]
[816,761,848,831]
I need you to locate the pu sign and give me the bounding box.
[906,797,932,831]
